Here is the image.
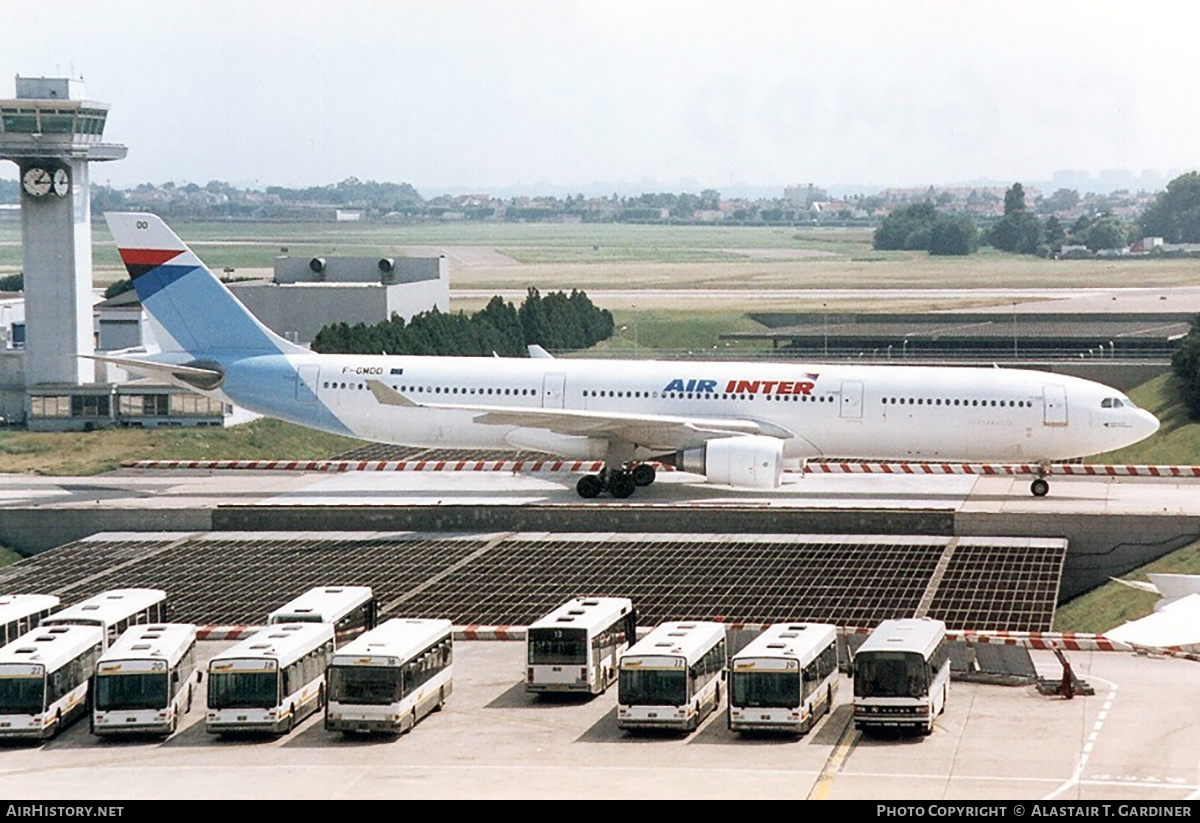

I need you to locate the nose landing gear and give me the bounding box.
[1030,463,1051,497]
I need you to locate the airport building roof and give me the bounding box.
[0,531,1066,632]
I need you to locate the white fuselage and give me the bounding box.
[213,353,1158,465]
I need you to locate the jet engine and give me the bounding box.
[673,435,784,489]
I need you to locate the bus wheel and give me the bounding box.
[318,685,325,710]
[186,685,193,714]
[409,709,417,733]
[285,706,295,734]
[169,712,178,735]
[826,686,833,716]
[435,686,445,711]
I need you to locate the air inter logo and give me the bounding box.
[662,375,819,395]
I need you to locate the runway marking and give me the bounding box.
[1042,675,1118,800]
[807,710,856,800]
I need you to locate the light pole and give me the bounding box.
[1012,303,1018,359]
[823,303,829,358]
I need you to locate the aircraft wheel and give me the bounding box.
[576,475,604,499]
[1030,478,1050,497]
[609,472,637,499]
[632,463,656,487]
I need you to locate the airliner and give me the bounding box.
[101,213,1159,500]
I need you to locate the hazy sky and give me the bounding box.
[2,1,1196,194]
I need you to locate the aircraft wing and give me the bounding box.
[1106,593,1200,652]
[1109,577,1161,596]
[366,380,791,450]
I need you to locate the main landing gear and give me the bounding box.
[576,463,657,499]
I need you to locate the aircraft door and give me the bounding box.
[296,365,320,404]
[839,380,864,420]
[542,372,566,409]
[1042,384,1068,426]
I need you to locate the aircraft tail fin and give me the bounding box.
[104,212,303,357]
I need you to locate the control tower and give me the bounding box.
[0,77,126,387]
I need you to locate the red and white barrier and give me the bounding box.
[806,462,1200,478]
[129,458,616,473]
[129,458,1200,478]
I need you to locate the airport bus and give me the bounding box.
[41,588,168,649]
[617,621,727,732]
[0,624,104,739]
[206,622,334,735]
[526,597,636,695]
[852,617,950,735]
[325,618,453,734]
[0,595,60,646]
[728,622,839,734]
[267,586,376,646]
[91,623,199,737]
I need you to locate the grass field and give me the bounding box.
[4,220,1200,296]
[0,418,365,476]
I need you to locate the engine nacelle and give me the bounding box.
[674,435,784,489]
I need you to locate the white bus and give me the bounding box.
[206,622,334,735]
[526,597,636,695]
[0,595,60,646]
[41,589,168,649]
[0,624,104,739]
[728,622,839,734]
[92,623,199,737]
[617,621,727,732]
[325,618,453,734]
[267,586,376,645]
[852,618,950,736]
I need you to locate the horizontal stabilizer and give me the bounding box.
[83,354,224,390]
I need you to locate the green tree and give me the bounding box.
[873,202,938,250]
[1172,314,1200,419]
[988,212,1042,253]
[988,188,1043,254]
[1039,188,1080,214]
[928,214,979,256]
[1082,216,1130,251]
[1140,171,1200,242]
[1004,182,1027,215]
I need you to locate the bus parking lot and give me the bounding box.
[0,640,1196,800]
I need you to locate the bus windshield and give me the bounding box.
[528,628,587,665]
[619,669,687,706]
[328,667,402,705]
[0,676,44,714]
[731,670,800,708]
[208,672,279,709]
[854,651,929,699]
[95,673,169,711]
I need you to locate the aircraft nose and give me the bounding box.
[1139,409,1161,439]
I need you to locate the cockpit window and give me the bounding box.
[1102,397,1132,409]
[1101,398,1114,408]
